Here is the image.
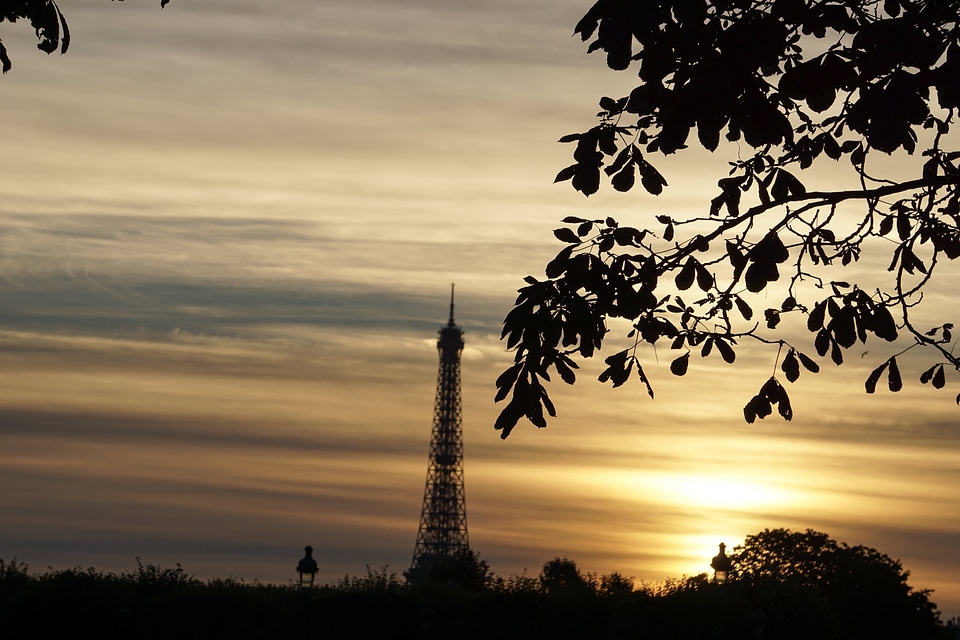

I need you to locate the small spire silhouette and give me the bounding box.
[448,283,456,327]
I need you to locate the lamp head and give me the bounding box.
[297,546,319,589]
[710,542,733,584]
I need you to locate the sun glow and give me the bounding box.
[651,473,788,512]
[603,469,793,513]
[590,469,804,578]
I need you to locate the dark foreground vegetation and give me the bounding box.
[0,529,950,640]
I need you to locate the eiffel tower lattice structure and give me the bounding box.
[406,286,470,584]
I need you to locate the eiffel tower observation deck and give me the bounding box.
[406,285,470,584]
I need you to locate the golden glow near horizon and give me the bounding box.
[1,0,960,621]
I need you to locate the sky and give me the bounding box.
[2,0,960,618]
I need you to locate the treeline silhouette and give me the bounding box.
[0,535,950,640]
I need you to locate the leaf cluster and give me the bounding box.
[557,0,960,197]
[496,0,960,436]
[0,0,169,73]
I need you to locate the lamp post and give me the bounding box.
[296,545,318,589]
[711,542,733,584]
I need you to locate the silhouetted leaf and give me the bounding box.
[599,96,619,112]
[611,164,636,192]
[744,393,772,424]
[635,362,655,399]
[831,306,857,348]
[777,385,793,420]
[638,160,668,195]
[878,215,894,236]
[495,390,527,438]
[760,376,781,399]
[933,364,946,389]
[613,227,641,246]
[709,193,726,217]
[538,381,558,417]
[525,395,547,428]
[850,144,865,166]
[755,232,790,264]
[697,111,724,151]
[897,213,911,240]
[675,258,696,290]
[902,247,928,274]
[553,228,581,243]
[782,349,800,382]
[797,351,820,373]
[808,301,827,331]
[670,353,689,376]
[745,260,779,293]
[614,358,634,388]
[555,164,577,183]
[701,337,714,358]
[494,363,523,402]
[815,329,830,356]
[598,350,630,387]
[715,337,736,363]
[695,262,713,291]
[865,361,887,393]
[598,234,615,253]
[735,295,753,321]
[765,308,781,329]
[494,402,523,439]
[572,164,601,196]
[605,145,633,176]
[771,169,806,200]
[744,376,793,423]
[871,304,898,341]
[830,338,843,365]
[545,245,574,278]
[888,357,902,392]
[554,356,578,385]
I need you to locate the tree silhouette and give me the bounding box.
[0,0,169,73]
[423,548,494,591]
[732,528,941,638]
[538,557,593,595]
[496,0,960,437]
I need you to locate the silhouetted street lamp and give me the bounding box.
[296,545,318,589]
[711,542,733,584]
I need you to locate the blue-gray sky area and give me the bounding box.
[2,0,960,618]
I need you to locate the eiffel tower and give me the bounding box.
[406,286,470,584]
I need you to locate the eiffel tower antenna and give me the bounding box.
[406,284,470,584]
